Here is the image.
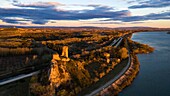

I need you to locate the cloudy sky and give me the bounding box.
[0,0,170,28]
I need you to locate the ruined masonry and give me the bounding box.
[61,46,68,58]
[49,46,71,87]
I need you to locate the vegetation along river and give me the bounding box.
[120,32,170,96]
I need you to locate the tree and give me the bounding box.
[119,47,128,59]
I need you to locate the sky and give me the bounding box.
[0,0,170,28]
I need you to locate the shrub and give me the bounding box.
[119,47,128,59]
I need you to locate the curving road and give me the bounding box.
[0,35,131,96]
[84,37,131,96]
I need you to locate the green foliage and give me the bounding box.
[128,39,154,54]
[30,83,54,96]
[66,61,92,87]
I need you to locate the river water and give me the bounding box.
[119,32,170,96]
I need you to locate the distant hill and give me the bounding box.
[0,25,170,31]
[114,27,157,30]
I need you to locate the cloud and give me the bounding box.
[129,0,170,9]
[13,2,64,9]
[106,11,170,22]
[126,11,170,22]
[130,0,148,3]
[12,0,18,3]
[86,21,124,24]
[129,21,145,24]
[127,0,146,4]
[0,1,170,25]
[0,3,130,24]
[32,20,48,24]
[2,18,20,24]
[1,18,29,24]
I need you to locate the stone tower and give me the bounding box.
[49,46,71,88]
[61,46,68,58]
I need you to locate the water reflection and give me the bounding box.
[120,32,170,96]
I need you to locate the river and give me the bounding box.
[119,32,170,96]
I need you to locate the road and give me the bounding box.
[0,71,39,86]
[0,62,50,86]
[84,37,131,96]
[0,35,128,90]
[109,37,122,46]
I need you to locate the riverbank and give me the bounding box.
[97,54,139,96]
[97,37,154,96]
[29,32,154,96]
[120,32,170,96]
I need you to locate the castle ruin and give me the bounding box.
[49,46,70,87]
[61,46,68,58]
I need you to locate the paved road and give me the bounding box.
[0,71,39,86]
[0,62,50,86]
[0,35,129,90]
[84,37,131,96]
[109,37,122,46]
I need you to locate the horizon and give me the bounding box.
[1,24,170,29]
[0,0,170,28]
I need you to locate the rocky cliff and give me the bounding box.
[49,60,71,87]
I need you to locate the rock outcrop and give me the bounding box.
[49,60,71,87]
[49,46,70,87]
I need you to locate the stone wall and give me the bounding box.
[49,46,70,87]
